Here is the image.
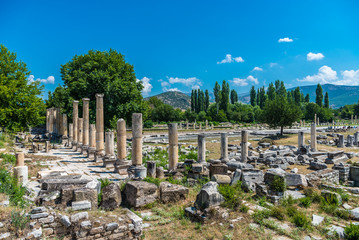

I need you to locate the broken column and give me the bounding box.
[72,100,79,149]
[298,131,305,148]
[68,123,73,148]
[45,141,51,153]
[77,118,83,151]
[310,123,317,151]
[347,135,354,147]
[220,132,229,163]
[82,98,90,153]
[147,161,156,178]
[186,121,189,130]
[131,113,146,178]
[87,124,96,158]
[354,132,359,146]
[241,130,248,162]
[338,134,344,148]
[49,108,54,134]
[14,152,28,185]
[114,119,130,172]
[197,134,206,163]
[46,109,50,133]
[95,94,105,161]
[103,131,116,167]
[168,123,178,170]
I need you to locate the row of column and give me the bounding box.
[298,123,317,151]
[46,107,68,136]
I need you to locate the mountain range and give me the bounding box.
[146,84,359,110]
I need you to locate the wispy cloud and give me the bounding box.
[27,75,55,84]
[252,67,263,72]
[160,76,202,92]
[217,54,244,64]
[269,62,278,68]
[307,52,324,61]
[230,75,259,86]
[278,37,293,43]
[137,77,152,96]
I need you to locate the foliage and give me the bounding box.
[0,153,16,165]
[144,120,154,128]
[218,183,242,209]
[143,148,168,168]
[299,197,312,208]
[0,167,27,207]
[291,211,310,228]
[269,176,286,192]
[344,223,359,240]
[143,177,165,187]
[252,209,271,222]
[316,83,323,107]
[0,44,45,132]
[270,206,286,221]
[11,209,30,230]
[240,204,249,213]
[303,187,322,203]
[98,178,111,204]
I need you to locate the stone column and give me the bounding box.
[46,109,50,133]
[73,101,79,146]
[77,118,83,150]
[131,113,146,179]
[82,98,90,151]
[354,132,359,146]
[103,131,116,167]
[87,124,96,158]
[14,152,27,185]
[352,115,354,124]
[338,134,345,148]
[56,107,61,135]
[347,135,354,147]
[205,120,208,129]
[95,94,104,157]
[310,123,317,151]
[62,114,68,138]
[69,123,73,147]
[168,123,178,170]
[220,132,229,163]
[186,121,189,130]
[53,108,57,135]
[49,108,54,134]
[117,119,127,161]
[197,134,206,163]
[147,161,156,178]
[241,130,248,162]
[298,131,304,148]
[314,114,317,125]
[199,123,202,130]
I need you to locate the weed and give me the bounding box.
[143,177,165,186]
[11,209,30,229]
[286,206,298,217]
[98,178,111,204]
[252,209,271,222]
[269,176,286,192]
[280,195,297,207]
[291,211,310,228]
[240,205,249,213]
[218,183,242,210]
[0,167,27,207]
[299,197,311,208]
[270,206,286,221]
[334,209,351,220]
[0,153,16,165]
[258,196,272,208]
[344,222,359,240]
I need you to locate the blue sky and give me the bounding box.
[1,0,359,98]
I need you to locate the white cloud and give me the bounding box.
[217,54,244,64]
[230,75,259,86]
[137,77,152,96]
[278,37,293,43]
[269,62,278,68]
[299,66,337,84]
[307,52,324,61]
[27,75,55,84]
[252,67,263,71]
[167,77,202,87]
[167,88,181,92]
[335,70,359,85]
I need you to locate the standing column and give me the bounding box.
[241,130,248,162]
[49,108,54,134]
[87,124,96,158]
[95,94,104,158]
[186,121,189,130]
[53,108,57,135]
[46,109,50,133]
[310,123,317,151]
[117,119,127,161]
[77,118,83,151]
[73,101,79,147]
[14,153,28,185]
[56,107,61,135]
[354,132,359,146]
[168,123,178,170]
[220,132,229,163]
[351,115,354,124]
[298,131,305,148]
[69,123,73,148]
[197,134,206,163]
[82,98,90,151]
[205,120,208,129]
[62,114,68,138]
[103,131,116,167]
[131,113,146,179]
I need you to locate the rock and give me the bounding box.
[328,225,344,238]
[27,228,42,238]
[100,183,122,210]
[209,163,228,178]
[290,168,298,173]
[310,160,328,170]
[159,181,189,203]
[264,168,287,185]
[70,211,88,223]
[241,169,264,192]
[74,188,98,209]
[72,200,91,210]
[211,174,231,184]
[60,215,71,228]
[284,190,305,200]
[194,181,224,211]
[38,215,54,224]
[85,180,101,193]
[30,212,49,219]
[125,181,158,208]
[343,203,352,210]
[31,206,46,214]
[80,221,92,229]
[105,222,119,231]
[285,174,308,187]
[312,214,324,226]
[0,233,10,239]
[230,169,242,186]
[192,163,204,173]
[321,190,342,205]
[351,207,359,220]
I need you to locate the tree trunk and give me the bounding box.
[280,126,284,136]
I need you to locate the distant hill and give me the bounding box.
[238,84,359,109]
[145,91,191,110]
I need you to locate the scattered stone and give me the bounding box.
[211,174,231,185]
[100,183,122,210]
[195,181,224,211]
[60,215,71,227]
[72,200,91,210]
[159,181,189,203]
[125,181,158,208]
[312,214,324,226]
[70,211,88,223]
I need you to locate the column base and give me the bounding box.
[95,150,105,163]
[128,165,147,179]
[114,158,131,173]
[103,155,116,168]
[220,157,229,163]
[87,147,96,159]
[81,145,89,155]
[77,143,83,152]
[72,142,78,151]
[14,166,28,186]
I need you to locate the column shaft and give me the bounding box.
[168,123,178,170]
[132,113,143,166]
[117,119,127,160]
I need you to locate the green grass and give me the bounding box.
[344,223,359,240]
[0,166,27,208]
[11,209,30,229]
[0,153,16,165]
[218,183,243,210]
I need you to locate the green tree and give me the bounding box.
[259,87,267,108]
[305,94,310,103]
[191,90,195,111]
[58,49,146,128]
[277,81,287,98]
[230,89,238,104]
[315,83,323,107]
[262,96,301,135]
[0,45,45,132]
[324,92,329,108]
[213,81,221,104]
[250,86,256,106]
[220,80,230,112]
[205,90,210,112]
[267,83,276,101]
[193,89,198,113]
[294,87,301,105]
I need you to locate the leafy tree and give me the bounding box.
[324,92,329,108]
[151,104,181,122]
[267,83,276,100]
[262,96,301,135]
[213,81,221,104]
[0,44,45,132]
[58,49,146,128]
[230,89,238,104]
[191,90,195,111]
[294,87,301,105]
[256,89,260,106]
[259,87,267,108]
[315,83,323,107]
[205,90,210,112]
[305,94,310,103]
[250,86,256,106]
[184,109,197,122]
[220,80,230,112]
[147,96,163,108]
[193,89,198,113]
[277,81,287,98]
[304,102,320,121]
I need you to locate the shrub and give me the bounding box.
[321,192,340,207]
[0,167,27,207]
[292,211,310,228]
[334,209,351,220]
[269,176,286,192]
[144,120,154,128]
[286,206,298,217]
[345,223,359,240]
[253,209,271,222]
[270,206,286,221]
[218,183,242,210]
[280,195,297,207]
[98,178,111,203]
[240,205,249,213]
[143,177,164,187]
[0,153,16,165]
[300,197,312,208]
[11,209,30,229]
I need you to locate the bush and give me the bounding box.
[280,195,297,207]
[304,188,322,203]
[269,176,286,192]
[0,153,16,165]
[98,178,111,204]
[144,120,154,128]
[253,209,271,222]
[240,205,249,213]
[334,209,351,220]
[270,206,286,221]
[0,167,27,207]
[286,206,298,217]
[291,211,310,228]
[11,209,30,229]
[218,183,242,210]
[143,177,164,187]
[299,197,312,208]
[345,223,359,240]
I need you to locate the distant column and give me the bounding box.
[117,119,127,161]
[220,132,229,163]
[69,123,73,147]
[73,101,79,145]
[354,132,359,146]
[197,134,206,163]
[77,118,83,149]
[298,131,304,148]
[131,113,143,166]
[82,98,90,149]
[310,123,317,151]
[96,94,104,156]
[105,131,115,157]
[46,109,50,133]
[168,123,178,170]
[56,107,61,135]
[14,152,27,185]
[49,108,54,134]
[62,114,68,137]
[87,124,96,158]
[241,130,248,162]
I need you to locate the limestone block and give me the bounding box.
[285,174,308,187]
[211,174,231,185]
[125,181,158,208]
[194,181,224,211]
[100,183,122,210]
[159,181,189,203]
[74,188,98,209]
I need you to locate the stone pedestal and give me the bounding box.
[147,161,156,178]
[95,94,105,160]
[354,132,359,146]
[156,167,165,179]
[298,131,304,148]
[197,134,206,163]
[14,166,28,185]
[338,134,344,148]
[220,133,229,163]
[114,118,131,172]
[241,130,248,162]
[77,118,83,152]
[168,123,178,170]
[45,141,51,153]
[16,152,24,167]
[68,123,73,148]
[133,166,147,179]
[310,123,317,151]
[347,135,354,147]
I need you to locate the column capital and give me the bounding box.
[82,98,90,102]
[73,100,79,104]
[96,93,104,98]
